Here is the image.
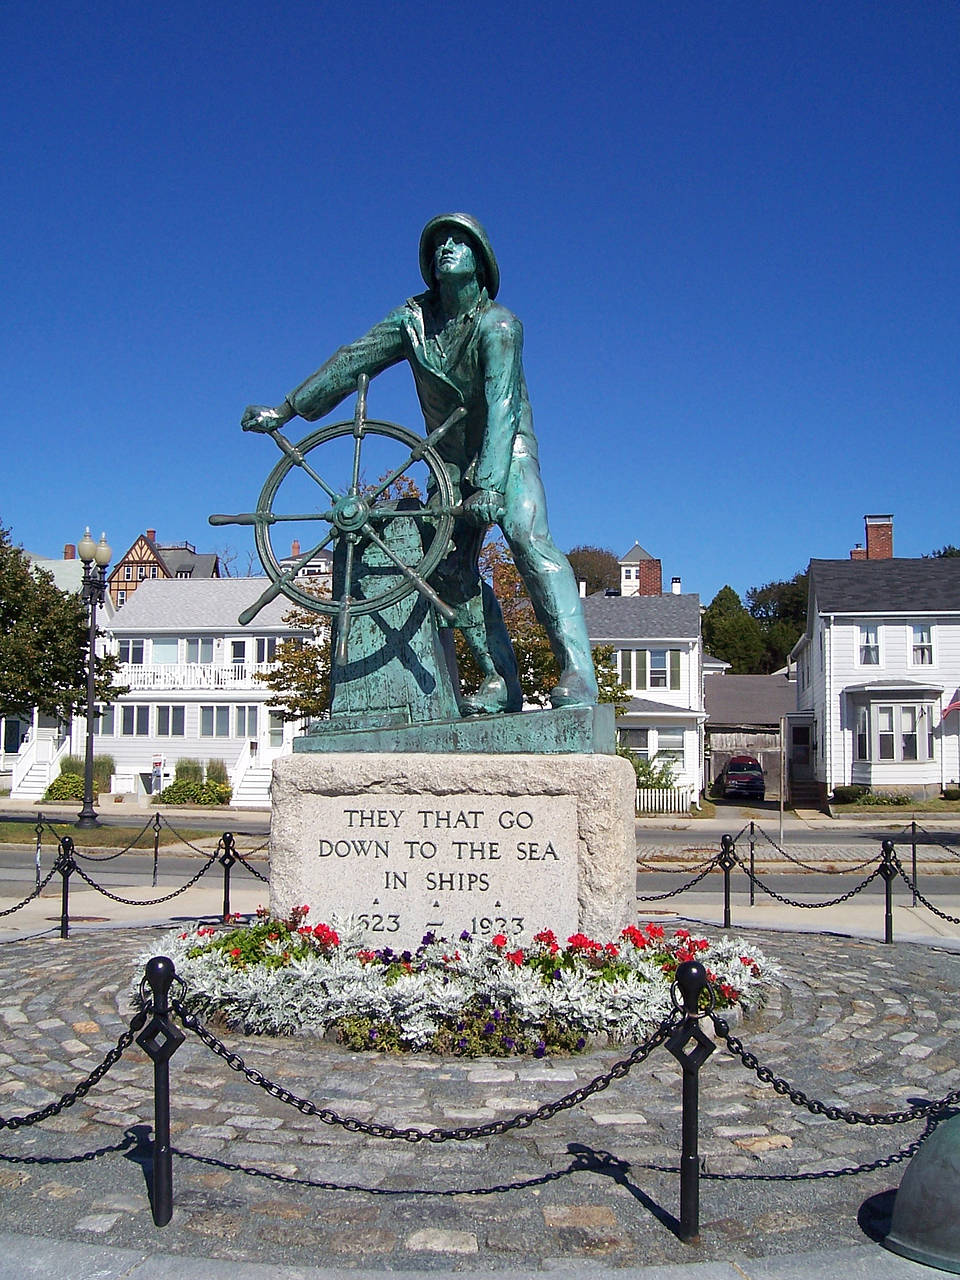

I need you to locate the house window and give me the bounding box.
[150,565,159,578]
[120,705,150,736]
[151,638,178,664]
[643,649,680,691]
[156,705,185,736]
[857,703,935,763]
[200,705,231,737]
[231,640,246,666]
[186,638,214,664]
[912,625,933,665]
[256,637,278,664]
[176,569,192,579]
[94,705,115,736]
[118,639,144,665]
[616,649,633,688]
[123,565,133,581]
[618,728,649,757]
[269,711,285,748]
[655,726,684,761]
[235,706,259,738]
[859,625,879,665]
[137,565,146,580]
[117,589,126,606]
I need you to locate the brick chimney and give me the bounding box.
[63,543,76,560]
[865,514,893,560]
[850,543,866,561]
[146,529,156,542]
[291,539,301,557]
[637,559,662,596]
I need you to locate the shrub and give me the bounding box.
[858,790,912,806]
[832,784,870,805]
[60,753,114,790]
[618,745,676,789]
[174,758,204,784]
[943,784,960,801]
[205,758,229,785]
[44,772,88,801]
[156,778,232,806]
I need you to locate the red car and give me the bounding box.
[719,755,765,802]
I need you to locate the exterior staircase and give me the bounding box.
[789,778,826,811]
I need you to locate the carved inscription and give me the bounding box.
[302,793,578,946]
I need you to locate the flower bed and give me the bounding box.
[155,908,780,1057]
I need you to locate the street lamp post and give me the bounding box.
[77,528,111,828]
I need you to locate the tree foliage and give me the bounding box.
[703,572,808,674]
[930,545,960,558]
[566,545,620,596]
[254,599,330,722]
[0,522,122,720]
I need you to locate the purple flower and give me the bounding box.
[482,1022,495,1035]
[369,1028,378,1041]
[460,930,472,942]
[576,1036,586,1050]
[422,932,435,946]
[493,1009,501,1021]
[503,1036,515,1050]
[533,1041,546,1059]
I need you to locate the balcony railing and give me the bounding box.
[118,662,275,691]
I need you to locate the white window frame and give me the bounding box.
[911,624,933,666]
[118,639,144,665]
[120,704,150,736]
[858,624,879,666]
[156,705,185,737]
[854,702,935,763]
[200,705,231,738]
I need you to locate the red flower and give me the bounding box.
[534,929,557,946]
[604,943,619,958]
[676,947,695,963]
[506,949,525,966]
[620,925,647,948]
[491,934,507,948]
[357,949,377,964]
[230,948,242,958]
[312,923,340,947]
[568,932,601,952]
[720,982,740,1001]
[674,928,691,940]
[645,923,665,940]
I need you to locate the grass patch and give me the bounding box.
[831,797,960,816]
[0,819,229,850]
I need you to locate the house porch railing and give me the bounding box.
[118,662,275,692]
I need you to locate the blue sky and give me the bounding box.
[2,0,957,605]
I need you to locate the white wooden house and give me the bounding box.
[789,555,960,801]
[582,589,705,797]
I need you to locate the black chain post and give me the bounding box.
[748,820,755,907]
[136,956,185,1228]
[666,960,716,1243]
[152,812,162,888]
[56,835,76,939]
[879,838,897,944]
[718,834,736,929]
[219,833,236,922]
[34,813,43,892]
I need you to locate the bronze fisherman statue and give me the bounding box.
[242,213,598,715]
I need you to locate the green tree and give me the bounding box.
[701,585,766,673]
[746,570,808,671]
[566,545,620,596]
[254,602,330,722]
[0,522,122,720]
[930,545,960,558]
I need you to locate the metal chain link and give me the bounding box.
[636,860,720,902]
[736,857,883,909]
[712,1014,960,1125]
[72,855,216,905]
[233,853,269,883]
[47,816,158,863]
[0,863,59,919]
[752,825,877,874]
[0,1013,146,1131]
[637,851,719,875]
[910,825,960,863]
[174,1001,680,1143]
[154,815,223,858]
[895,857,960,925]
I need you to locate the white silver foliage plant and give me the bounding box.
[142,914,781,1054]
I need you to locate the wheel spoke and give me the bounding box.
[238,529,335,625]
[334,539,356,666]
[366,504,464,520]
[362,525,456,623]
[363,405,466,506]
[266,429,342,502]
[349,373,369,495]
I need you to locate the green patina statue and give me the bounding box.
[241,213,598,716]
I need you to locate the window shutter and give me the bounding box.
[669,649,680,690]
[636,650,647,690]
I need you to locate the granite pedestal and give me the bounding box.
[270,751,636,948]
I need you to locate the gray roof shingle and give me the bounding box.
[110,578,301,632]
[704,674,797,727]
[808,558,960,615]
[582,593,700,642]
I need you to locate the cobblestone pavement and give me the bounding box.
[0,925,956,1272]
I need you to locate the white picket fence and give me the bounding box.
[636,786,694,814]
